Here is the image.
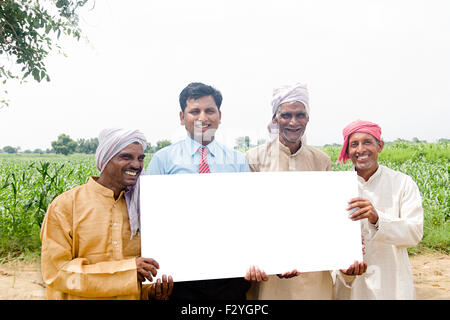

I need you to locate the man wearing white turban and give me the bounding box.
[245,83,366,299]
[41,128,173,300]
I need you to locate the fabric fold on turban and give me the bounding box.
[338,120,382,163]
[95,128,147,239]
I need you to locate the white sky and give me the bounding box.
[1,0,449,151]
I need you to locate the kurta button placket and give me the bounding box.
[111,198,124,259]
[289,157,295,171]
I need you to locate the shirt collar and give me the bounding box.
[276,137,303,156]
[184,135,218,157]
[356,164,383,184]
[88,176,125,200]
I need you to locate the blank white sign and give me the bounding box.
[140,171,362,282]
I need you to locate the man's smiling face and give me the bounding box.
[180,95,221,146]
[348,132,383,176]
[101,142,145,191]
[274,101,309,148]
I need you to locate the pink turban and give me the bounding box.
[338,120,382,163]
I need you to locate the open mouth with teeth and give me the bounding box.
[194,122,211,132]
[356,154,370,161]
[124,170,139,177]
[285,127,302,132]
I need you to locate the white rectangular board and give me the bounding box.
[140,171,362,282]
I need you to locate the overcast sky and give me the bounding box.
[1,0,449,151]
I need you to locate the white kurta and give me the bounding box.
[334,165,424,300]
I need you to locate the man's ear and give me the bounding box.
[378,140,384,153]
[180,111,185,125]
[272,115,278,124]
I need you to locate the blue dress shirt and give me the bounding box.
[147,136,250,175]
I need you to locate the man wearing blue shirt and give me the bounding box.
[147,82,258,300]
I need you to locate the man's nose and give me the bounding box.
[198,111,207,121]
[130,158,141,169]
[355,143,364,153]
[289,116,300,126]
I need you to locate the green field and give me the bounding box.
[0,141,448,259]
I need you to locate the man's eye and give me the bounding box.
[296,113,307,118]
[281,114,291,119]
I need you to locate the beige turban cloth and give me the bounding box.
[95,128,147,238]
[269,83,310,143]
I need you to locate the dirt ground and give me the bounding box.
[0,252,449,300]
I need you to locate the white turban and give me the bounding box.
[271,82,310,117]
[95,128,147,238]
[269,83,310,144]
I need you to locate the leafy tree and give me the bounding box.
[412,137,427,144]
[155,139,171,152]
[76,137,98,154]
[234,136,251,150]
[256,138,266,146]
[51,133,77,155]
[2,145,18,153]
[0,0,88,107]
[144,142,155,154]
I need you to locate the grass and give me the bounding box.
[321,141,449,255]
[0,142,448,260]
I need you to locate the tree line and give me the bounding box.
[1,133,172,155]
[2,135,448,155]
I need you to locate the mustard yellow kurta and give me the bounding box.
[245,139,339,300]
[40,177,150,300]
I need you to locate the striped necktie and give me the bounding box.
[198,147,210,174]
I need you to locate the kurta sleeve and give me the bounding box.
[141,284,152,300]
[332,270,356,289]
[368,177,424,248]
[325,159,332,171]
[40,198,140,298]
[245,149,260,172]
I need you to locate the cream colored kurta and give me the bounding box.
[40,177,151,300]
[246,138,332,172]
[245,139,339,300]
[334,165,424,300]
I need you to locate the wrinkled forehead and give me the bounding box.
[279,101,307,113]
